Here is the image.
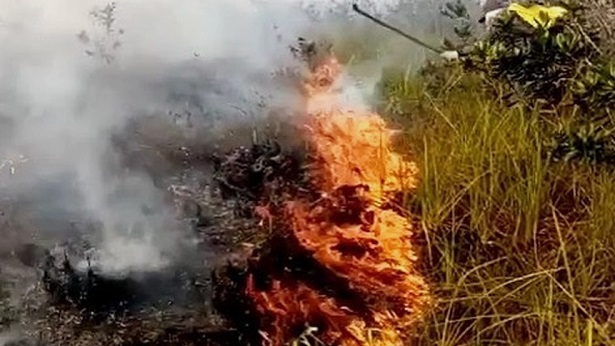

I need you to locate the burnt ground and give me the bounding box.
[0,39,313,345]
[14,188,259,346]
[0,115,273,346]
[0,37,327,346]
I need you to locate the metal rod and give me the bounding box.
[351,3,444,54]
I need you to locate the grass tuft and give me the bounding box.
[379,65,615,345]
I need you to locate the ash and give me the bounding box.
[0,136,288,345]
[39,250,206,319]
[0,86,311,345]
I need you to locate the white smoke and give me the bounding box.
[0,0,450,274]
[0,331,16,346]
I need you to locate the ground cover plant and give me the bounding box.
[375,0,615,344]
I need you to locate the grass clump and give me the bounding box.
[373,2,615,342]
[380,62,615,345]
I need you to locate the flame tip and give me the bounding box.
[247,54,428,345]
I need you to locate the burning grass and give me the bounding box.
[212,47,430,345]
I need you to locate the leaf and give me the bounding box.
[507,3,568,29]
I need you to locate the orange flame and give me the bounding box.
[247,56,430,345]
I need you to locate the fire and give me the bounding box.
[246,55,430,345]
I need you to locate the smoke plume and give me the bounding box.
[0,0,451,275]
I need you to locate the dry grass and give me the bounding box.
[379,64,615,345]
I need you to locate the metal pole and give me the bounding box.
[352,3,444,54]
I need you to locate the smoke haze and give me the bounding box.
[0,0,456,274]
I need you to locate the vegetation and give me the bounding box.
[374,0,615,344]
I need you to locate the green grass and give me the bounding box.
[379,64,615,345]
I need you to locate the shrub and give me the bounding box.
[465,0,615,113]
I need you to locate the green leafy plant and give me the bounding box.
[454,0,615,165]
[550,120,615,164]
[465,0,615,113]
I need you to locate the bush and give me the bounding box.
[456,1,615,112]
[431,0,615,164]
